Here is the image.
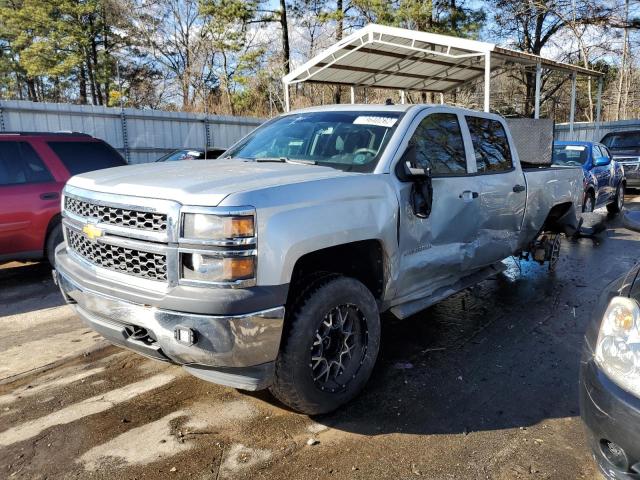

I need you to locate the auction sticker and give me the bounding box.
[353,116,398,127]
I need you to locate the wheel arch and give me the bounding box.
[286,239,387,306]
[541,201,579,235]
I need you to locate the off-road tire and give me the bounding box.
[46,223,64,267]
[270,275,380,415]
[607,183,624,215]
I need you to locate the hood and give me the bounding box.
[610,148,640,158]
[66,159,354,206]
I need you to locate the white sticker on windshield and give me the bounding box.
[565,145,586,151]
[353,116,398,127]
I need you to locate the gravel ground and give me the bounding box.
[2,196,640,480]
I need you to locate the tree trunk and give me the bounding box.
[616,0,630,121]
[449,0,457,31]
[181,76,191,110]
[26,78,37,101]
[91,37,103,105]
[280,0,290,75]
[86,51,98,105]
[524,70,535,117]
[79,64,88,104]
[102,4,110,105]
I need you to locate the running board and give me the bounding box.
[389,262,507,320]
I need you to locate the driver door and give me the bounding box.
[395,110,483,302]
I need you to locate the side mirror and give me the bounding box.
[395,144,433,218]
[594,156,611,167]
[396,144,431,181]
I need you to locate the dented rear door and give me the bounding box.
[464,114,527,268]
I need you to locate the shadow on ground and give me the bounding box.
[0,262,64,316]
[300,198,640,437]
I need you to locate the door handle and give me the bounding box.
[459,190,479,201]
[40,192,59,201]
[512,184,526,193]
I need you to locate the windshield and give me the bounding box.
[552,145,588,166]
[601,132,640,150]
[222,111,403,172]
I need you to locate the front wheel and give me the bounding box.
[270,275,381,415]
[607,183,624,215]
[46,223,64,266]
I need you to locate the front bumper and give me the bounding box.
[54,259,285,390]
[580,355,640,479]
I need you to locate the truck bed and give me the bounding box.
[519,165,583,245]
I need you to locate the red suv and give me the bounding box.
[0,132,126,265]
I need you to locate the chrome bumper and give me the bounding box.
[55,267,285,373]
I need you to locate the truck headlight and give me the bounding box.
[595,296,640,396]
[183,213,254,240]
[182,253,255,283]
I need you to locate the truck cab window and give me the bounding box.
[466,117,513,173]
[408,113,467,176]
[0,141,53,186]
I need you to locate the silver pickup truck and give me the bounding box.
[54,105,582,414]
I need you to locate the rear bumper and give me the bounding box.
[54,258,285,390]
[580,353,640,479]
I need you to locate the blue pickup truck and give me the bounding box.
[553,141,625,214]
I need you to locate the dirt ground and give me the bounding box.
[2,198,640,480]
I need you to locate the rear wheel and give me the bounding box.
[46,223,64,267]
[270,275,380,415]
[607,183,624,215]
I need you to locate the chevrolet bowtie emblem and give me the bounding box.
[82,223,103,240]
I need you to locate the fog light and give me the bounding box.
[174,326,196,346]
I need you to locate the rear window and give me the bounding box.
[465,117,514,173]
[601,132,640,149]
[552,144,588,166]
[0,141,53,186]
[48,141,126,175]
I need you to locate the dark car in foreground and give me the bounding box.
[0,132,126,265]
[155,148,226,162]
[580,211,640,479]
[601,130,640,189]
[553,141,625,214]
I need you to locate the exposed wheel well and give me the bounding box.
[287,240,386,304]
[541,201,579,235]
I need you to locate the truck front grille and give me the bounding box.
[66,228,167,281]
[65,196,167,233]
[620,162,639,172]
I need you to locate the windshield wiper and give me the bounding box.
[254,157,316,165]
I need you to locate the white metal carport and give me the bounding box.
[283,24,604,135]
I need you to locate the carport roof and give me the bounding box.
[283,23,603,94]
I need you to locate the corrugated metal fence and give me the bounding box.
[0,100,265,164]
[555,119,640,142]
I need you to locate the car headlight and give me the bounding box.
[182,253,255,283]
[595,296,640,395]
[182,213,254,240]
